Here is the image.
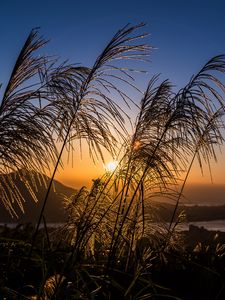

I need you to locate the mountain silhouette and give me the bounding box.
[1,170,225,224]
[0,170,76,223]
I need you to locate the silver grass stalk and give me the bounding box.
[0,29,59,216]
[31,23,151,251]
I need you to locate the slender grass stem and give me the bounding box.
[29,113,77,256]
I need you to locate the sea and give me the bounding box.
[175,220,225,232]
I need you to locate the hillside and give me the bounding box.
[150,202,225,222]
[0,171,225,224]
[0,170,76,223]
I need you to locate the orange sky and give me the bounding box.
[54,143,225,190]
[187,147,225,185]
[54,148,112,189]
[50,139,225,208]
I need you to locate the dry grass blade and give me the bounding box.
[0,29,47,108]
[106,61,225,267]
[32,23,151,240]
[48,23,151,159]
[167,107,224,239]
[0,29,58,215]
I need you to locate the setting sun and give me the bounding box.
[104,160,119,172]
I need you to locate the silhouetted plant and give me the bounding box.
[0,30,62,216]
[32,23,151,246]
[54,50,225,298]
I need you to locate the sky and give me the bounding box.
[1,0,225,200]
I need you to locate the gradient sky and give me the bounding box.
[1,0,225,197]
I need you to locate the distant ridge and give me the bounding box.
[0,170,76,223]
[1,171,225,224]
[149,183,225,207]
[182,183,225,206]
[150,202,225,222]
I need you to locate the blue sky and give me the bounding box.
[1,0,225,89]
[1,0,225,190]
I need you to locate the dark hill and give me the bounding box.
[1,171,225,224]
[151,202,225,222]
[0,170,76,223]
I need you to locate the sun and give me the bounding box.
[104,160,119,172]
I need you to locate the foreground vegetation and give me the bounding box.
[0,23,225,298]
[0,224,225,299]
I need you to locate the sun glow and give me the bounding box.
[104,160,119,172]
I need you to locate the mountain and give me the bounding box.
[0,170,76,223]
[1,170,225,224]
[181,184,225,206]
[149,202,225,222]
[150,184,225,206]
